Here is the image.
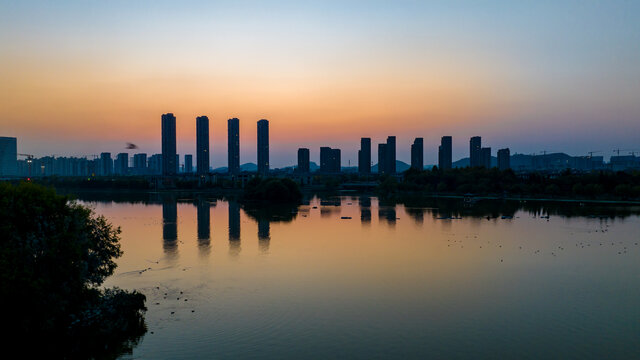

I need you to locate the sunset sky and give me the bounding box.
[1,1,639,167]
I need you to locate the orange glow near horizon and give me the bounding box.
[2,1,639,164]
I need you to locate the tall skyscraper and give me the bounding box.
[386,136,396,174]
[297,148,310,173]
[411,138,424,170]
[320,147,331,173]
[438,136,452,170]
[196,115,209,175]
[185,154,193,173]
[498,148,510,170]
[331,149,341,173]
[470,136,482,167]
[480,147,492,168]
[161,113,177,176]
[378,143,387,174]
[228,118,240,175]
[358,138,371,174]
[257,119,269,175]
[0,136,17,176]
[114,153,128,175]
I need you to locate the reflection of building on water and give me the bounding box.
[378,206,396,226]
[406,207,424,224]
[258,219,270,253]
[197,198,211,254]
[228,201,241,255]
[320,199,341,218]
[162,197,178,255]
[359,196,371,223]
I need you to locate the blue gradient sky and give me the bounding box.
[1,1,639,166]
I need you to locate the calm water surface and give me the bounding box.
[87,195,640,359]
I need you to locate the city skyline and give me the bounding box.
[7,127,640,175]
[1,1,639,166]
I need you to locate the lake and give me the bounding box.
[84,194,640,359]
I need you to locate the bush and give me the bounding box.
[243,177,303,203]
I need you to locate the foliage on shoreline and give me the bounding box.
[33,175,154,189]
[0,182,146,358]
[242,177,303,203]
[376,167,640,201]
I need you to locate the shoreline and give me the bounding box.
[47,186,640,206]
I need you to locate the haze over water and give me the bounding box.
[88,195,640,359]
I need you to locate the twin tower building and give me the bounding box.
[161,113,269,176]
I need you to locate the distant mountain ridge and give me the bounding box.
[211,153,580,173]
[212,163,257,173]
[371,160,410,173]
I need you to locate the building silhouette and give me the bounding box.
[0,136,17,176]
[99,152,113,176]
[161,113,177,176]
[378,143,387,174]
[114,153,128,175]
[386,136,396,174]
[148,154,162,175]
[228,118,240,175]
[358,137,371,174]
[320,147,341,173]
[480,147,492,168]
[377,136,396,174]
[498,148,510,170]
[185,154,193,173]
[297,148,310,173]
[196,115,209,175]
[411,137,424,170]
[470,136,482,167]
[133,153,147,175]
[438,136,452,170]
[257,119,269,175]
[320,147,331,172]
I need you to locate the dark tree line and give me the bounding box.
[380,167,640,200]
[242,177,303,203]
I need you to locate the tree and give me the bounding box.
[0,182,146,357]
[243,177,303,203]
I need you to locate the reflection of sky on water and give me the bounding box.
[92,195,640,359]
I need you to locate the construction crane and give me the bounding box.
[18,153,34,178]
[587,151,602,158]
[613,149,637,156]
